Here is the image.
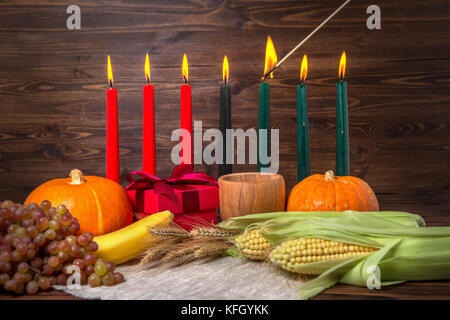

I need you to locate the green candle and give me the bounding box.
[258,82,270,171]
[296,55,310,181]
[336,51,349,176]
[258,35,277,171]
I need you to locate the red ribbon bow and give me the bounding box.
[125,164,218,196]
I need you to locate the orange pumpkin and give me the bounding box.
[25,169,133,235]
[287,170,379,212]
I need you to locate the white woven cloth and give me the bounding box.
[56,257,305,300]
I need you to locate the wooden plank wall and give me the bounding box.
[0,0,449,220]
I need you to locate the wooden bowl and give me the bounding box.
[218,172,285,220]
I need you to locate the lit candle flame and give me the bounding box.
[107,55,113,86]
[223,55,229,84]
[145,53,150,83]
[300,54,308,83]
[339,51,346,80]
[263,35,278,79]
[182,53,188,83]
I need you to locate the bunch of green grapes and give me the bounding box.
[0,200,124,295]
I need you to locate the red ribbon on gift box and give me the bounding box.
[126,164,217,196]
[125,164,218,215]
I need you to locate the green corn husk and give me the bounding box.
[217,211,450,300]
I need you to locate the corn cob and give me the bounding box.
[270,238,378,275]
[234,229,273,260]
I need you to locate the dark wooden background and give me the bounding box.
[0,0,449,221]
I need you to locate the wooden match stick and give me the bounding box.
[262,0,352,79]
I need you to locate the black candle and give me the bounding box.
[219,56,232,177]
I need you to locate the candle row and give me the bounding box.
[106,53,193,183]
[105,37,350,184]
[258,36,350,182]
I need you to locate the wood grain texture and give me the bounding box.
[0,1,449,211]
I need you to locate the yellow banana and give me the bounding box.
[94,210,173,265]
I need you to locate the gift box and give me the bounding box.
[125,165,218,231]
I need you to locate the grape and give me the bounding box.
[2,234,12,245]
[23,273,32,283]
[48,207,57,216]
[40,200,52,213]
[13,272,26,283]
[31,209,46,221]
[73,258,85,270]
[94,260,107,276]
[60,213,73,226]
[36,217,49,231]
[83,253,96,266]
[1,207,12,218]
[47,241,59,254]
[2,200,14,209]
[13,208,24,221]
[0,273,10,285]
[0,261,11,273]
[22,219,34,228]
[88,273,101,287]
[33,234,46,247]
[48,256,59,268]
[56,273,67,286]
[68,222,80,235]
[7,224,18,234]
[26,280,39,295]
[85,241,98,253]
[69,244,83,258]
[113,273,125,284]
[57,251,69,263]
[25,226,38,237]
[44,229,56,240]
[4,279,16,291]
[58,240,70,252]
[16,242,27,255]
[85,265,95,276]
[38,276,51,290]
[30,257,43,269]
[15,227,26,238]
[49,220,60,230]
[11,250,22,262]
[105,262,116,273]
[66,235,76,246]
[77,234,89,246]
[25,203,38,211]
[84,232,94,242]
[17,262,29,274]
[42,265,54,276]
[102,272,115,286]
[0,200,125,295]
[14,282,25,294]
[26,248,36,259]
[0,250,11,262]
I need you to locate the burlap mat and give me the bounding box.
[55,256,305,300]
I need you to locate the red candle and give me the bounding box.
[180,53,192,164]
[143,53,156,174]
[106,56,120,183]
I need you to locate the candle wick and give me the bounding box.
[183,76,187,84]
[109,80,113,88]
[146,76,150,84]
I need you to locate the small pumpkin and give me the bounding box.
[287,170,379,212]
[25,169,133,236]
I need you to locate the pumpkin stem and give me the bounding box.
[324,170,335,181]
[70,169,86,185]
